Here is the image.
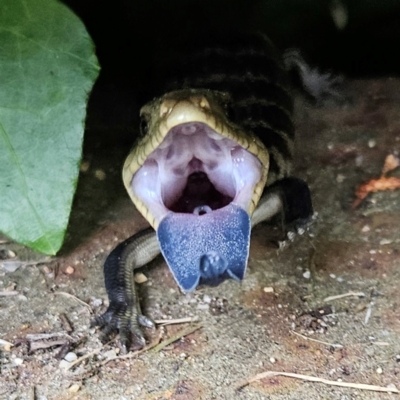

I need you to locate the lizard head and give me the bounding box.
[123,89,269,292]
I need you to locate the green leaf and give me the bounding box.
[0,0,100,254]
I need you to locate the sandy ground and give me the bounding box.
[1,79,400,399]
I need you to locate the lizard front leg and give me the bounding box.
[93,228,160,351]
[252,177,313,229]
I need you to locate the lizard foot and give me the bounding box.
[92,302,155,352]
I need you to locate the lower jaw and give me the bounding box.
[157,203,251,292]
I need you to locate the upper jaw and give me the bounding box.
[131,120,263,227]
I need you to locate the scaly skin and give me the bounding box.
[93,33,313,350]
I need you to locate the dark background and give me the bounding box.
[62,0,400,133]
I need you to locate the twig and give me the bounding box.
[29,339,67,352]
[323,291,365,302]
[100,340,161,366]
[0,290,19,296]
[102,324,203,365]
[59,313,73,333]
[54,292,93,313]
[237,370,399,393]
[364,302,374,325]
[154,316,199,326]
[151,324,203,353]
[291,330,343,348]
[69,324,202,369]
[26,332,73,341]
[0,338,14,347]
[65,339,115,370]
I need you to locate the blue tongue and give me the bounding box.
[157,204,251,292]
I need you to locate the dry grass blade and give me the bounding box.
[65,338,116,370]
[353,177,400,208]
[323,291,365,302]
[151,324,203,353]
[0,290,19,296]
[54,292,93,313]
[0,338,14,347]
[237,371,399,393]
[154,316,199,326]
[291,330,343,348]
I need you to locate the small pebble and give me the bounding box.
[329,274,336,279]
[269,357,276,363]
[303,270,311,279]
[263,287,274,293]
[13,358,23,366]
[379,239,392,245]
[94,169,106,180]
[59,360,71,370]
[103,349,117,359]
[376,367,383,374]
[64,352,77,362]
[65,266,74,274]
[361,225,370,232]
[197,304,209,310]
[91,298,103,308]
[1,261,23,273]
[80,160,90,172]
[7,250,16,258]
[368,139,376,148]
[203,294,211,303]
[336,174,345,183]
[134,272,148,284]
[68,384,81,393]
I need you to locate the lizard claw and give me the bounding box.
[92,301,155,351]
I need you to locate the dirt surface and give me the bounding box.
[1,79,400,399]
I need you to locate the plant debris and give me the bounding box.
[353,154,400,208]
[237,370,399,393]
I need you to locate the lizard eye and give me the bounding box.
[140,117,148,136]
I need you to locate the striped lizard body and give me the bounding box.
[94,32,313,350]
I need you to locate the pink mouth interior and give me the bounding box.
[131,122,262,223]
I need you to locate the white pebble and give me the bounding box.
[59,360,70,370]
[376,367,383,374]
[1,261,23,273]
[64,352,77,362]
[303,270,311,279]
[269,357,276,363]
[203,294,211,303]
[68,384,81,393]
[13,358,23,366]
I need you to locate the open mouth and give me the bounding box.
[131,121,263,225]
[123,90,270,292]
